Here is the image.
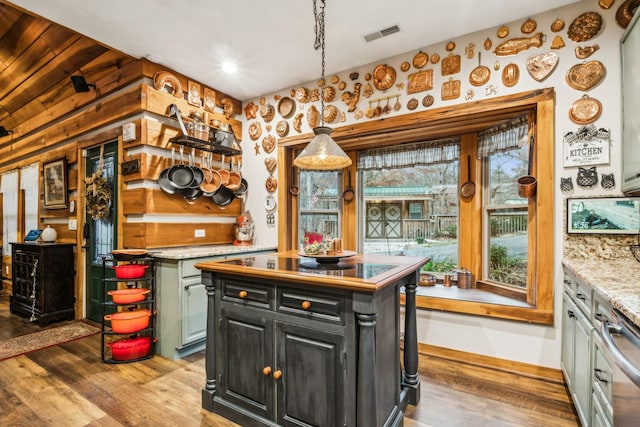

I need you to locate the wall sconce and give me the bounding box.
[70,75,96,92]
[0,126,14,137]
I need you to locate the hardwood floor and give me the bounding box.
[0,296,578,426]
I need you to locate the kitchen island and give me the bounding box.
[196,250,427,427]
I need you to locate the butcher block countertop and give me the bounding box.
[563,257,640,328]
[195,250,428,292]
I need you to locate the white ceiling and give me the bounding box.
[9,0,580,101]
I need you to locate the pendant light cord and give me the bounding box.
[313,0,326,127]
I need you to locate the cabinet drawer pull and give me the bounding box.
[594,312,609,323]
[273,369,282,380]
[239,290,248,299]
[567,309,575,319]
[576,293,586,301]
[594,368,608,383]
[263,366,272,376]
[301,300,311,310]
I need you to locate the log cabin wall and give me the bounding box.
[0,2,243,310]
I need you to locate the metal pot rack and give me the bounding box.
[167,104,242,156]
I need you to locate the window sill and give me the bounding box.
[401,284,553,325]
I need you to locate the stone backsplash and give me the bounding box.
[564,234,637,260]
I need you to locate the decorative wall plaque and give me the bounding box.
[441,78,461,101]
[441,54,461,76]
[407,70,434,94]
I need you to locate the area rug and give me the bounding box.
[0,322,100,361]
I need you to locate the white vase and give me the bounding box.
[41,225,57,242]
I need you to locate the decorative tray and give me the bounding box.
[299,250,357,264]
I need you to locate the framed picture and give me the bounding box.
[567,197,640,234]
[43,157,68,209]
[187,80,202,107]
[203,87,216,113]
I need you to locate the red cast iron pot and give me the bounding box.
[107,336,155,361]
[107,288,151,304]
[104,309,151,333]
[113,264,149,279]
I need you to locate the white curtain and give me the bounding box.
[357,138,460,170]
[20,162,39,234]
[1,170,19,255]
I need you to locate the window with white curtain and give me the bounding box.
[1,170,19,255]
[20,162,39,234]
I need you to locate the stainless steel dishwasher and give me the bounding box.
[602,309,640,426]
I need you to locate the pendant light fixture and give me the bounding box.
[293,0,352,170]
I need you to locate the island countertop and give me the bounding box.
[195,250,428,292]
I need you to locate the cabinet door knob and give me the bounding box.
[301,300,311,310]
[263,366,272,376]
[239,290,248,298]
[273,369,282,380]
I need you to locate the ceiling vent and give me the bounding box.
[364,25,400,42]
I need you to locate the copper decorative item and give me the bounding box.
[422,94,434,107]
[293,113,304,133]
[187,81,202,107]
[265,176,278,193]
[372,64,396,90]
[494,32,544,56]
[259,104,275,122]
[277,97,295,119]
[249,122,262,141]
[338,81,346,91]
[568,12,603,42]
[400,61,410,72]
[221,98,235,119]
[599,0,615,8]
[551,18,565,32]
[484,38,492,50]
[363,82,374,98]
[441,78,461,101]
[295,87,310,103]
[575,44,600,59]
[310,88,320,102]
[406,98,418,110]
[431,53,440,64]
[262,135,276,154]
[307,105,320,128]
[616,0,640,28]
[203,88,216,113]
[322,104,338,123]
[551,35,566,49]
[445,41,456,51]
[502,63,520,87]
[497,25,509,38]
[566,61,606,91]
[441,54,461,76]
[413,51,428,69]
[526,52,559,82]
[569,95,602,125]
[364,73,371,81]
[469,53,490,87]
[465,43,475,59]
[276,120,289,137]
[521,18,537,34]
[341,82,361,112]
[407,70,434,94]
[153,71,183,98]
[322,86,336,102]
[264,157,277,175]
[244,101,259,120]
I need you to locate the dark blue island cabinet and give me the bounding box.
[197,250,425,427]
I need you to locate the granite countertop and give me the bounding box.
[150,244,277,260]
[563,257,640,327]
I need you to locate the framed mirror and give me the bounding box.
[567,197,640,234]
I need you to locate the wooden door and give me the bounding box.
[85,141,118,322]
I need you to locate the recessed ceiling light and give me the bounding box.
[222,61,237,73]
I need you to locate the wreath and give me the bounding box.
[85,168,111,220]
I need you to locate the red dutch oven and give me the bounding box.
[104,309,152,333]
[107,336,156,361]
[113,264,149,279]
[107,288,151,304]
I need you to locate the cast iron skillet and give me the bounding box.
[167,146,195,190]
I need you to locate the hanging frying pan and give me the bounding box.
[469,52,491,87]
[158,148,177,195]
[167,145,195,190]
[460,155,476,200]
[289,166,299,196]
[343,169,354,201]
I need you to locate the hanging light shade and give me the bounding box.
[293,126,351,170]
[293,0,352,171]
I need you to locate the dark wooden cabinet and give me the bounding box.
[10,242,75,326]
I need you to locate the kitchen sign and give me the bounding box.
[563,125,610,167]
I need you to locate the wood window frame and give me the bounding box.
[277,89,554,324]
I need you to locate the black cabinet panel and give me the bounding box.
[10,243,75,326]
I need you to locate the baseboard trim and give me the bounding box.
[417,342,565,384]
